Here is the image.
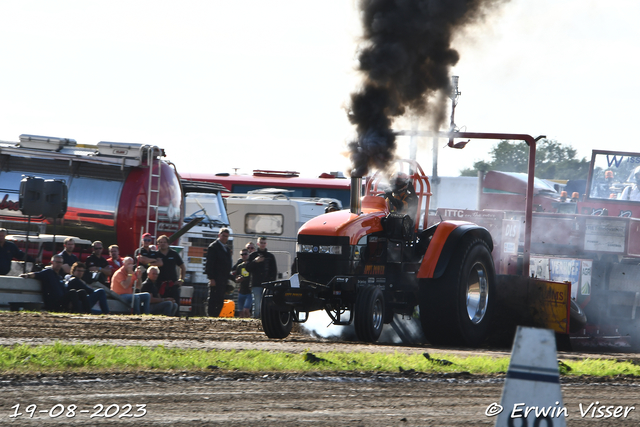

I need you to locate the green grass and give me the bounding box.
[0,342,638,377]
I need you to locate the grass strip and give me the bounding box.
[0,342,639,377]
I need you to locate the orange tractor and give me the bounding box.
[261,132,572,347]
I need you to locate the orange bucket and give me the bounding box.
[219,299,235,318]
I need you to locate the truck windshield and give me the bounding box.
[589,152,640,200]
[184,193,230,226]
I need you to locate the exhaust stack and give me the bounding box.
[350,176,362,214]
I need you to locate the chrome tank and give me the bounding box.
[0,156,182,257]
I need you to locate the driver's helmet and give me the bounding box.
[605,170,614,180]
[393,172,410,193]
[325,201,340,213]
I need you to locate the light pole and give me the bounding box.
[431,76,461,208]
[449,75,461,132]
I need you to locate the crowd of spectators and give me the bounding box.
[1,230,188,317]
[3,227,277,319]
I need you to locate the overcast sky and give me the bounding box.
[1,0,638,177]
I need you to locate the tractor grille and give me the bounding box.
[297,235,350,284]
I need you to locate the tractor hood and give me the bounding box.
[298,209,386,245]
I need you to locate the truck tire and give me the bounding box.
[261,289,293,339]
[354,285,385,343]
[419,237,496,347]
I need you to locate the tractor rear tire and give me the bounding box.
[419,237,496,347]
[354,285,385,343]
[569,299,587,333]
[261,289,293,339]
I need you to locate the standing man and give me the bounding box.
[84,241,113,283]
[232,249,252,318]
[245,242,256,255]
[58,237,78,277]
[0,228,30,275]
[155,235,186,304]
[135,233,161,269]
[205,228,232,317]
[245,236,277,319]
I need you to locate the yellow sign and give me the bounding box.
[531,279,570,334]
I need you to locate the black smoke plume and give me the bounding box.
[348,0,506,177]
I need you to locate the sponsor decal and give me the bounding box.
[363,265,385,275]
[584,219,626,253]
[0,194,20,212]
[503,242,516,254]
[285,292,302,298]
[157,202,181,223]
[544,287,565,303]
[157,222,180,232]
[549,258,580,284]
[581,260,592,296]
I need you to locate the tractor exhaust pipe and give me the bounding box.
[350,175,362,214]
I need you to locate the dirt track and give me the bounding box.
[1,312,639,426]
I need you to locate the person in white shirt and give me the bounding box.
[620,166,640,201]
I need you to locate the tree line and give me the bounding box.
[459,139,589,180]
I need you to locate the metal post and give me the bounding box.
[523,139,538,277]
[476,170,485,210]
[431,134,439,208]
[24,215,31,274]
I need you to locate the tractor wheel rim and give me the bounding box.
[466,262,488,324]
[372,298,383,331]
[279,311,291,325]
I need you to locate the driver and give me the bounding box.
[385,173,418,217]
[620,166,640,201]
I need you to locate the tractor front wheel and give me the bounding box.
[354,285,385,343]
[261,289,293,339]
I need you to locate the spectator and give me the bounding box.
[0,228,32,275]
[67,262,110,314]
[245,242,256,254]
[19,254,85,313]
[621,166,640,201]
[106,245,124,271]
[593,170,616,199]
[135,233,160,266]
[58,237,78,277]
[84,240,112,283]
[245,236,277,319]
[155,235,186,304]
[232,248,252,318]
[141,266,178,316]
[111,257,151,314]
[135,233,162,282]
[205,228,232,317]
